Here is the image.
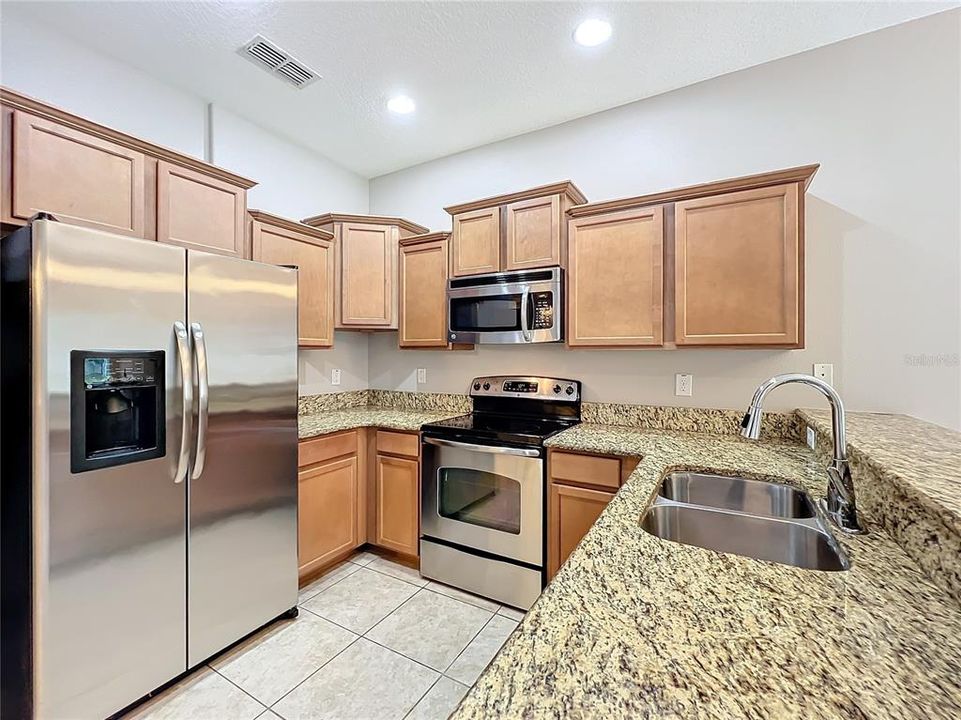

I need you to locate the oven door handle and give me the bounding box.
[520,286,532,343]
[423,437,541,458]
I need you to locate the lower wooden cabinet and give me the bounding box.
[297,428,421,582]
[548,483,615,578]
[374,454,419,555]
[297,430,366,581]
[298,455,359,578]
[547,449,638,579]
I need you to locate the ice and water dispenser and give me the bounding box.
[70,350,166,473]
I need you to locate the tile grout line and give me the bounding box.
[441,608,499,678]
[207,665,271,716]
[266,626,363,712]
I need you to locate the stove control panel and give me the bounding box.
[468,376,580,402]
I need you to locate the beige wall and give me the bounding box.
[369,11,961,429]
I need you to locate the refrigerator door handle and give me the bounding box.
[174,321,193,484]
[190,322,210,480]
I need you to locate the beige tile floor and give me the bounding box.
[121,552,524,720]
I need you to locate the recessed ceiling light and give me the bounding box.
[573,18,612,47]
[387,95,416,115]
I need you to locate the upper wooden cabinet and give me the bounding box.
[7,109,147,238]
[249,210,335,348]
[451,206,500,276]
[157,161,247,258]
[445,181,586,277]
[1,87,256,253]
[568,164,817,349]
[674,182,801,346]
[567,206,664,347]
[399,232,451,348]
[302,213,429,330]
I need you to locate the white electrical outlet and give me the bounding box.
[806,426,816,450]
[675,373,693,397]
[417,368,427,384]
[331,368,341,386]
[813,363,834,386]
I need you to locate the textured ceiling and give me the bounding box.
[2,1,954,177]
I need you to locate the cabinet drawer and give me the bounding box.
[375,430,419,458]
[299,430,358,467]
[549,451,623,490]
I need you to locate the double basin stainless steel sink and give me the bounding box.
[640,472,850,571]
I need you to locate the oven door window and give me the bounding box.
[450,296,522,332]
[437,467,521,535]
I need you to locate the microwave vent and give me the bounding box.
[239,35,320,89]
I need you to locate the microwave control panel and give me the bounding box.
[531,292,555,329]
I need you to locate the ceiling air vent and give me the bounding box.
[239,35,320,89]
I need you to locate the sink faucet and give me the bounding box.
[740,373,864,534]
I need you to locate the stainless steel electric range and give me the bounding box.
[419,375,581,610]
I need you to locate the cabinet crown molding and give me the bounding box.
[399,231,451,247]
[444,180,587,216]
[300,212,429,235]
[1,86,257,189]
[567,164,819,218]
[249,209,334,240]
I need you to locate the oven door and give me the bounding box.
[421,437,543,566]
[447,269,561,344]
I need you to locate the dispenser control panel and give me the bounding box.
[83,356,160,387]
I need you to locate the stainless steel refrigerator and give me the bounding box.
[1,218,299,719]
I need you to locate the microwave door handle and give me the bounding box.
[423,437,540,458]
[173,321,193,484]
[520,286,532,342]
[189,323,210,480]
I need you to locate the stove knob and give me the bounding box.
[553,384,562,394]
[565,385,575,396]
[483,382,491,391]
[473,382,481,391]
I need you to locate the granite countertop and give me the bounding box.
[454,423,961,719]
[298,406,461,439]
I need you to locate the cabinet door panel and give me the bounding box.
[252,221,334,347]
[568,206,663,346]
[341,223,395,326]
[157,161,247,258]
[374,454,419,556]
[298,456,358,577]
[675,183,800,346]
[451,207,500,276]
[11,110,146,237]
[505,194,560,270]
[399,238,449,347]
[548,483,614,579]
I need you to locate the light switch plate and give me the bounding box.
[813,363,834,386]
[806,426,816,450]
[417,368,427,384]
[675,373,693,397]
[331,368,341,386]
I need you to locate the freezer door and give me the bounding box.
[186,250,298,666]
[32,221,188,719]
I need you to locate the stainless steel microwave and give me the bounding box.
[447,267,563,344]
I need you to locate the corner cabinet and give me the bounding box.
[301,213,429,330]
[1,87,256,252]
[446,181,587,277]
[566,164,817,349]
[249,210,335,348]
